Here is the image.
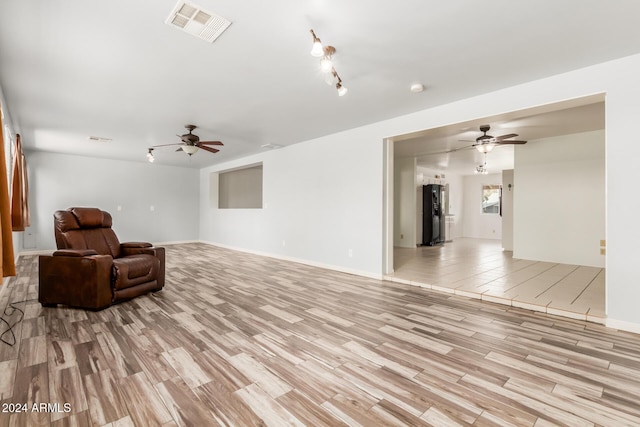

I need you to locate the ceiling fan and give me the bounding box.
[468,125,527,153]
[149,125,224,160]
[416,124,528,158]
[174,124,223,155]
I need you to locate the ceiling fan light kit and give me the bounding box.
[147,124,223,162]
[309,29,347,96]
[181,145,199,155]
[475,143,495,153]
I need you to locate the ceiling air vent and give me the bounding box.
[88,136,112,142]
[166,1,231,43]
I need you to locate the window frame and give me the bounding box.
[481,184,502,215]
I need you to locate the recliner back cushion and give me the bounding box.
[70,207,107,228]
[54,208,121,258]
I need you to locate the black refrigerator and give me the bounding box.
[422,184,445,246]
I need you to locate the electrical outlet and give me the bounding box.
[400,234,404,239]
[150,205,155,212]
[348,249,353,257]
[282,240,286,247]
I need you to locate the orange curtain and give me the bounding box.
[0,106,16,277]
[11,134,30,231]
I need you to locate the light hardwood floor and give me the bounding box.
[0,242,638,426]
[387,239,605,323]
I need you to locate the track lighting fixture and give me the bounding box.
[147,148,155,163]
[309,29,347,96]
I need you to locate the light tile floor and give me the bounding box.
[385,238,606,323]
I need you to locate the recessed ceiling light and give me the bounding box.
[410,83,425,93]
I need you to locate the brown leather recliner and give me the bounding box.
[39,207,165,310]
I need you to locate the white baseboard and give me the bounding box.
[199,240,383,280]
[17,249,52,257]
[154,240,199,246]
[605,318,640,335]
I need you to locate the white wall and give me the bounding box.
[200,127,384,278]
[370,53,640,329]
[27,151,199,250]
[196,52,640,330]
[394,157,416,248]
[461,173,502,239]
[5,51,640,330]
[502,170,514,251]
[514,130,605,267]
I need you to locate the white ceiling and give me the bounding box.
[394,98,606,175]
[0,1,638,168]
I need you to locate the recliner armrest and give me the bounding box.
[53,249,99,257]
[121,242,152,249]
[119,246,165,290]
[121,243,160,258]
[39,254,114,310]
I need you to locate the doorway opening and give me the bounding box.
[383,94,606,323]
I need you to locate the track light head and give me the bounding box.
[309,29,324,57]
[336,82,348,96]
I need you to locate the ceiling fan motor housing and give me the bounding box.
[181,125,199,145]
[182,134,199,144]
[477,125,493,143]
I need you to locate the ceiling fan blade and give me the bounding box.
[419,145,475,156]
[152,142,184,148]
[200,145,219,154]
[199,140,224,146]
[497,140,527,145]
[449,144,475,153]
[495,133,519,141]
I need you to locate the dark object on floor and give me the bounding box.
[38,207,165,310]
